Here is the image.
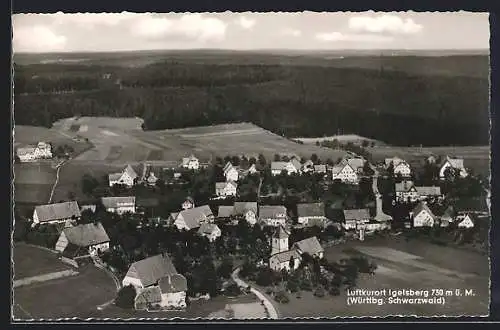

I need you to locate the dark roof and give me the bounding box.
[259,205,287,219]
[297,203,325,218]
[217,206,234,218]
[159,274,188,293]
[125,254,179,288]
[137,197,159,207]
[415,186,441,196]
[62,222,110,247]
[343,208,370,221]
[293,237,324,256]
[101,196,135,209]
[233,202,258,215]
[34,201,81,222]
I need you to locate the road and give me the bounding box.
[231,268,279,319]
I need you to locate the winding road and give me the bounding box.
[231,268,279,319]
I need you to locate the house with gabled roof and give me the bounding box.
[198,223,222,242]
[32,201,81,226]
[395,180,419,203]
[438,205,455,227]
[302,160,315,173]
[296,203,327,226]
[101,196,136,215]
[456,213,477,229]
[415,186,442,201]
[385,157,412,177]
[16,141,52,162]
[109,164,138,187]
[259,205,288,227]
[314,164,327,175]
[172,205,214,231]
[410,202,437,228]
[218,201,258,225]
[223,162,239,182]
[343,208,371,230]
[182,196,195,210]
[331,163,359,184]
[122,253,187,309]
[215,181,238,197]
[55,222,110,257]
[439,156,468,179]
[180,154,200,170]
[293,237,324,259]
[271,161,299,176]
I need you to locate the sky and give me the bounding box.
[12,11,490,53]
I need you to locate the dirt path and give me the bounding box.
[13,269,79,288]
[47,160,67,203]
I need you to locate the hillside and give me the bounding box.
[13,53,490,147]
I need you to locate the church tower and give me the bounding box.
[271,225,289,256]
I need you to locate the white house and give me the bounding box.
[215,181,238,197]
[259,205,288,226]
[172,205,214,231]
[385,157,412,177]
[197,223,222,242]
[122,254,187,309]
[108,165,138,187]
[296,203,327,226]
[181,197,195,210]
[271,161,299,176]
[302,160,315,173]
[439,156,468,179]
[293,236,324,259]
[395,181,419,203]
[331,163,359,184]
[343,208,370,230]
[223,162,239,182]
[180,154,200,170]
[456,213,476,229]
[101,196,136,214]
[410,202,437,228]
[32,201,81,226]
[16,141,52,162]
[55,222,110,257]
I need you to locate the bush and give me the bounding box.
[115,285,136,309]
[265,287,274,295]
[274,291,290,304]
[329,286,341,296]
[224,282,242,297]
[313,285,326,298]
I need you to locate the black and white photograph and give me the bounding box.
[11,11,491,320]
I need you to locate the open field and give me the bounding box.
[50,162,140,203]
[14,163,57,204]
[51,117,348,163]
[13,264,117,320]
[283,236,490,318]
[12,243,71,280]
[369,145,490,177]
[14,125,93,156]
[85,293,260,319]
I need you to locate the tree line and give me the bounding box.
[14,61,489,146]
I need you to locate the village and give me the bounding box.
[13,139,490,318]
